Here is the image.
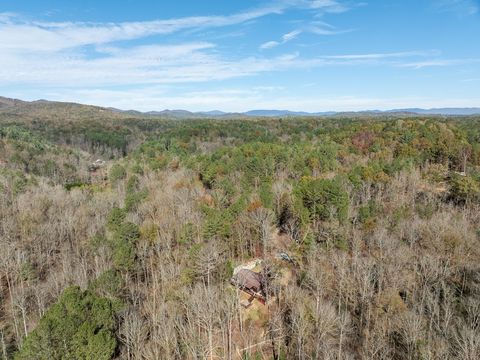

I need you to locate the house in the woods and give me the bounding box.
[88,159,106,173]
[230,269,266,306]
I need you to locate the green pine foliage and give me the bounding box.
[15,287,119,360]
[448,174,480,203]
[109,164,126,183]
[294,177,349,222]
[89,269,125,299]
[106,207,127,231]
[125,189,148,212]
[111,222,140,271]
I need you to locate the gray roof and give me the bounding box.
[233,269,264,293]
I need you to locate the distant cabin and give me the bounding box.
[230,269,266,304]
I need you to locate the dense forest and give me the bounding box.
[0,99,479,359]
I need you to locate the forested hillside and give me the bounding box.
[1,100,479,359]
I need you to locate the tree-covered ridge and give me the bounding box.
[0,125,88,189]
[1,107,479,359]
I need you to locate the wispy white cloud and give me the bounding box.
[306,21,353,35]
[260,41,281,49]
[325,50,440,60]
[0,2,350,53]
[0,12,17,22]
[308,26,346,35]
[435,0,478,16]
[0,41,318,86]
[0,2,362,87]
[0,39,464,87]
[399,58,480,69]
[307,0,351,13]
[260,29,302,49]
[260,17,349,50]
[0,18,222,52]
[0,5,288,52]
[0,2,476,103]
[0,2,351,86]
[282,29,302,42]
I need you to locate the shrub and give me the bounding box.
[124,189,148,212]
[109,164,126,183]
[178,222,194,245]
[20,262,36,282]
[259,181,273,209]
[64,180,85,191]
[106,207,127,231]
[448,174,480,204]
[89,269,125,299]
[113,241,136,271]
[111,222,140,271]
[358,199,381,224]
[126,175,139,192]
[116,222,140,244]
[89,233,108,252]
[131,163,144,175]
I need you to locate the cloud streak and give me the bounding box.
[435,0,478,16]
[260,29,302,49]
[0,3,356,87]
[0,10,280,52]
[0,1,348,52]
[398,58,480,69]
[0,2,364,87]
[260,17,352,50]
[0,42,460,88]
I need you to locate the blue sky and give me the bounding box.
[0,0,479,111]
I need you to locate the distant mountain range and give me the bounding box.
[108,106,480,118]
[1,96,479,118]
[117,107,480,118]
[386,108,480,116]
